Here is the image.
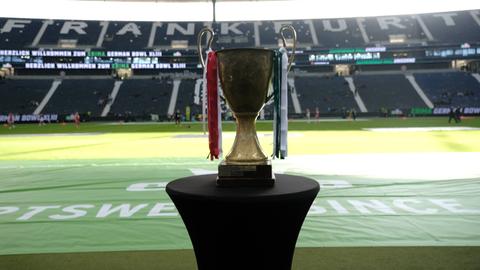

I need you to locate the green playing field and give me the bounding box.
[1,117,479,269]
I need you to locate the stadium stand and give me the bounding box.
[1,10,479,50]
[175,78,200,116]
[414,71,480,107]
[257,20,312,48]
[0,79,51,114]
[212,22,255,49]
[359,16,429,45]
[152,22,207,50]
[421,11,480,44]
[38,20,101,48]
[1,10,479,119]
[312,18,365,48]
[0,18,43,49]
[109,78,172,118]
[41,79,114,116]
[295,75,359,113]
[352,74,426,112]
[101,21,152,50]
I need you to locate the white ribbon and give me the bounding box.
[201,49,209,135]
[280,48,288,158]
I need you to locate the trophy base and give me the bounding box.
[217,160,275,187]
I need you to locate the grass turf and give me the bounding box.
[1,117,479,269]
[1,116,480,134]
[1,247,479,270]
[1,118,480,161]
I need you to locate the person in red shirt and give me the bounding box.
[74,112,80,128]
[7,112,15,129]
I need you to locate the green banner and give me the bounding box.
[1,157,479,255]
[411,107,433,116]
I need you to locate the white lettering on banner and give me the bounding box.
[0,19,31,33]
[348,200,397,214]
[433,108,450,115]
[1,199,478,221]
[327,200,349,214]
[463,107,480,114]
[0,114,58,122]
[220,23,243,35]
[429,199,480,214]
[322,19,348,32]
[25,63,56,69]
[318,180,352,189]
[97,63,110,69]
[394,58,416,64]
[148,51,162,57]
[17,206,61,221]
[60,21,88,35]
[107,51,130,57]
[377,17,406,30]
[0,50,30,56]
[0,207,19,216]
[308,201,327,215]
[172,63,186,69]
[116,23,142,36]
[365,47,386,52]
[131,51,148,57]
[56,63,96,69]
[131,63,154,69]
[166,23,195,35]
[127,182,167,192]
[156,63,172,69]
[392,199,438,214]
[49,205,95,220]
[73,51,86,57]
[148,203,178,217]
[433,13,458,26]
[22,115,36,121]
[96,203,149,218]
[31,50,73,57]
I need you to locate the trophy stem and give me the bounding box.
[225,112,267,164]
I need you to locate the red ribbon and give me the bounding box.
[207,51,219,160]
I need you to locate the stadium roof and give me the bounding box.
[1,0,480,21]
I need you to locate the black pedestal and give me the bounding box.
[166,174,319,270]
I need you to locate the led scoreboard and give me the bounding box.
[0,44,479,70]
[0,49,192,70]
[303,45,480,66]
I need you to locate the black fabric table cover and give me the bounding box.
[166,174,319,270]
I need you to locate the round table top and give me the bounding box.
[166,174,319,203]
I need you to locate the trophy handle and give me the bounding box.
[197,28,215,69]
[265,25,297,103]
[279,25,297,72]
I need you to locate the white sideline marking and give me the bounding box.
[272,152,480,180]
[2,153,480,181]
[174,132,304,139]
[189,168,216,175]
[0,161,211,170]
[364,127,480,132]
[0,132,103,137]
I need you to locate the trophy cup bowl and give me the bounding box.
[216,48,275,186]
[217,48,273,165]
[197,25,297,187]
